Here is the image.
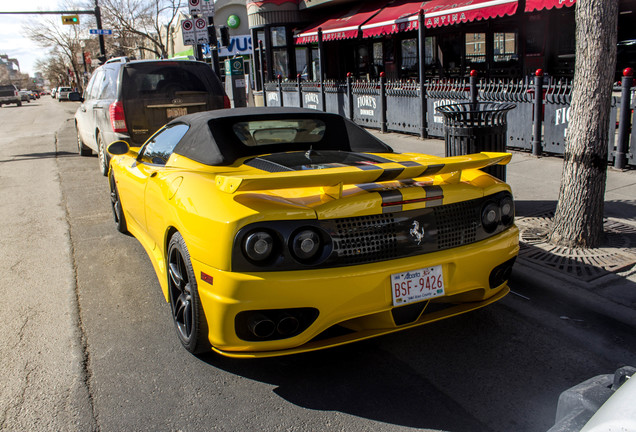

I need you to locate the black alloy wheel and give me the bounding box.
[108,173,127,234]
[77,126,92,156]
[167,232,210,354]
[97,133,109,176]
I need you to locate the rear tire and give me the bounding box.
[77,126,92,156]
[109,173,128,234]
[167,232,211,354]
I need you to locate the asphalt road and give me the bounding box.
[1,98,635,432]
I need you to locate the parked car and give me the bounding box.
[18,90,30,102]
[51,88,57,98]
[75,57,229,175]
[0,84,21,107]
[106,107,519,357]
[57,87,73,101]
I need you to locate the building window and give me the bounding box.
[296,47,308,79]
[401,38,418,73]
[465,33,486,63]
[271,26,288,78]
[271,26,287,47]
[494,32,518,62]
[373,42,383,67]
[312,47,320,81]
[357,45,370,75]
[425,36,437,66]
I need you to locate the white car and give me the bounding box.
[57,87,73,101]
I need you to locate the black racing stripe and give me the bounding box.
[419,164,445,176]
[382,204,402,214]
[245,158,294,173]
[357,164,383,171]
[379,189,403,204]
[356,183,382,191]
[424,185,443,198]
[400,161,422,168]
[374,168,405,182]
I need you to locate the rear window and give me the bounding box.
[232,119,326,146]
[122,62,222,98]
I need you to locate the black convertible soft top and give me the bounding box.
[169,107,393,166]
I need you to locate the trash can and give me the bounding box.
[436,102,516,181]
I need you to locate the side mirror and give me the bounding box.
[68,92,83,102]
[108,140,130,156]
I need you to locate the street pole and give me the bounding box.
[94,0,106,63]
[207,16,220,80]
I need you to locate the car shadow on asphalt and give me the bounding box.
[197,325,492,431]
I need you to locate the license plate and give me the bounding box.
[391,265,445,307]
[167,107,187,119]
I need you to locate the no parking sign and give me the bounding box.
[181,19,196,45]
[195,18,209,44]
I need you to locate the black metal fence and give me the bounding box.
[263,74,635,168]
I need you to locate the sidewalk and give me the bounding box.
[367,130,636,323]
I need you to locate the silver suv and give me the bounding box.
[75,57,228,175]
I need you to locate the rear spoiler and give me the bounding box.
[215,152,512,194]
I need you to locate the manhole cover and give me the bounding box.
[516,212,636,282]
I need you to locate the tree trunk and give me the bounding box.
[549,0,618,248]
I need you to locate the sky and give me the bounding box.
[0,1,87,77]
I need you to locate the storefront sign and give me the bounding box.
[304,92,320,109]
[357,95,377,116]
[218,35,252,57]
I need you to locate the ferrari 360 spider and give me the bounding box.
[107,107,519,358]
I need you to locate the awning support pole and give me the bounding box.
[418,10,428,138]
[318,28,326,112]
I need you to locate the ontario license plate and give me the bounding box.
[167,107,187,119]
[391,265,445,307]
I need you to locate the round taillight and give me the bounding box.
[500,196,514,225]
[481,203,500,233]
[290,229,321,261]
[243,231,274,262]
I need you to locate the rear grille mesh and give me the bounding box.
[330,202,480,266]
[333,214,398,264]
[434,201,478,249]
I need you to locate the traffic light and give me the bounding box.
[62,15,79,25]
[220,26,230,47]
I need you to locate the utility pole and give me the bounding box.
[94,0,106,63]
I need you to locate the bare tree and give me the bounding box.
[35,55,72,88]
[25,17,86,92]
[549,1,619,248]
[100,0,184,59]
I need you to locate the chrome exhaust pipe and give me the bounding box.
[277,314,300,336]
[248,314,276,338]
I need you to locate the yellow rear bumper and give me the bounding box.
[192,225,519,358]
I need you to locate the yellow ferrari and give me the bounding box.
[107,107,519,358]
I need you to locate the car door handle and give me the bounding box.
[150,172,157,178]
[93,105,103,110]
[80,107,86,112]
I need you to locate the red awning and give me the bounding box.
[295,2,385,44]
[525,0,575,12]
[360,0,518,37]
[360,0,423,38]
[423,0,518,28]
